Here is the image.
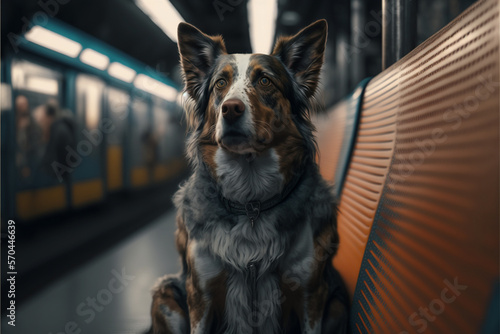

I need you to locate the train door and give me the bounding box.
[10,59,68,220]
[129,97,153,188]
[152,97,169,182]
[105,87,129,192]
[72,74,105,208]
[152,96,184,182]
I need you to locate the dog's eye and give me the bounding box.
[259,77,271,86]
[216,79,227,89]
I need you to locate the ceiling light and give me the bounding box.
[248,0,278,54]
[80,48,110,70]
[25,25,82,58]
[135,0,185,43]
[108,62,136,83]
[134,74,177,101]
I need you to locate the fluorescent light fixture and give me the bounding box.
[158,84,178,102]
[80,48,110,70]
[248,0,278,54]
[26,77,59,95]
[135,0,185,43]
[134,74,157,91]
[108,62,136,83]
[134,74,177,101]
[25,26,82,58]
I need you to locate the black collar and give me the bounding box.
[219,168,305,227]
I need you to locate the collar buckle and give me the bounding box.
[245,201,261,225]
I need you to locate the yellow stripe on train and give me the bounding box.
[131,167,150,187]
[16,185,67,220]
[153,159,187,182]
[107,146,123,191]
[136,159,186,186]
[72,179,104,207]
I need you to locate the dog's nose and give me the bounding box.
[222,99,245,124]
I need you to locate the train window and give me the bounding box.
[11,59,64,184]
[1,82,12,112]
[75,75,104,131]
[12,60,60,96]
[106,87,129,145]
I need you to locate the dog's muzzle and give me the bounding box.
[219,98,253,153]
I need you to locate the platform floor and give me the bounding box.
[8,210,180,334]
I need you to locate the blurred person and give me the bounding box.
[39,99,76,182]
[15,95,40,179]
[142,126,159,172]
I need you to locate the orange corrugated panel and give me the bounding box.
[333,70,398,300]
[351,0,500,333]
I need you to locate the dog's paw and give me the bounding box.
[151,275,189,334]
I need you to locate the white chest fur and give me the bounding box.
[215,148,284,203]
[192,212,316,334]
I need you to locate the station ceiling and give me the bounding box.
[2,0,347,85]
[2,0,476,94]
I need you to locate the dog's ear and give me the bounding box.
[177,22,227,99]
[271,19,327,98]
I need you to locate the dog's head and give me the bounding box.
[178,20,327,179]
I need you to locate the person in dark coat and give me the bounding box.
[15,95,42,180]
[40,99,76,182]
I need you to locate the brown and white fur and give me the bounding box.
[150,20,348,334]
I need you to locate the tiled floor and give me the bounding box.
[7,210,180,334]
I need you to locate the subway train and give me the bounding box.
[1,19,186,223]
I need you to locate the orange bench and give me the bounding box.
[316,0,499,332]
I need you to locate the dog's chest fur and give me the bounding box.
[174,149,335,334]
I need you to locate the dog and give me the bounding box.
[150,19,348,334]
